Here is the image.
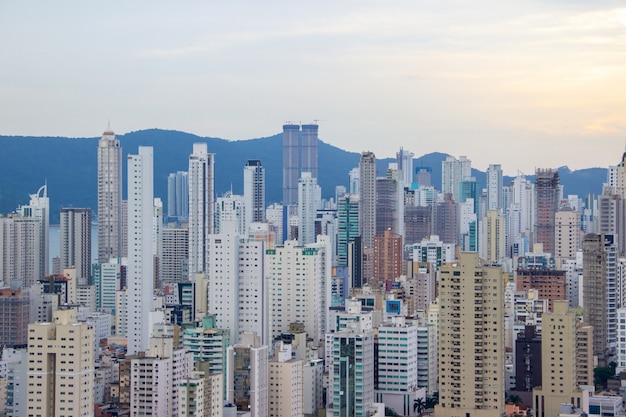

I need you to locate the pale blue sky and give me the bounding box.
[1,1,625,174]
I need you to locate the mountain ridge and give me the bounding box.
[0,129,607,222]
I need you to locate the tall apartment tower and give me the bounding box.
[167,171,189,221]
[298,172,320,246]
[0,216,42,287]
[266,237,331,344]
[244,159,266,230]
[396,147,414,187]
[16,184,50,278]
[583,233,618,365]
[372,230,403,284]
[532,301,591,417]
[441,155,471,203]
[188,143,214,279]
[535,168,560,255]
[227,332,269,417]
[282,123,319,205]
[435,252,505,417]
[337,194,359,267]
[486,164,503,211]
[126,146,154,355]
[97,129,122,264]
[554,204,581,260]
[359,151,376,248]
[26,306,94,417]
[481,210,505,263]
[59,208,92,285]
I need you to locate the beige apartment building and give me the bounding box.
[435,252,505,417]
[26,306,94,417]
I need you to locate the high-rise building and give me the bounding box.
[486,164,503,211]
[337,194,359,267]
[207,226,269,344]
[167,171,189,221]
[159,224,189,285]
[282,123,319,205]
[359,151,376,248]
[481,210,505,263]
[97,129,122,264]
[126,146,154,355]
[583,233,618,365]
[268,342,304,417]
[376,167,404,237]
[59,208,92,285]
[441,155,471,203]
[0,289,29,348]
[214,192,246,235]
[432,194,459,245]
[535,168,560,255]
[26,306,94,417]
[0,216,42,287]
[226,332,269,417]
[301,124,319,181]
[435,252,504,417]
[327,329,375,417]
[92,258,124,315]
[266,237,331,344]
[532,301,591,417]
[16,184,50,279]
[554,204,581,260]
[188,143,214,280]
[372,230,403,285]
[396,147,414,187]
[244,159,266,230]
[376,316,419,416]
[298,172,320,246]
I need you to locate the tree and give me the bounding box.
[594,365,616,389]
[425,392,439,409]
[507,394,523,405]
[414,397,426,416]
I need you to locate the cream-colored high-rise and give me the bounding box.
[26,307,94,417]
[435,252,504,417]
[532,300,590,417]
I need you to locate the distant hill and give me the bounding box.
[0,129,607,222]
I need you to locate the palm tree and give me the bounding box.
[413,397,426,417]
[425,392,439,410]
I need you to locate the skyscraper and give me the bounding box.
[583,233,618,365]
[337,194,359,267]
[59,207,92,285]
[436,252,504,417]
[298,172,320,246]
[485,164,503,211]
[535,168,560,255]
[359,151,376,248]
[441,155,471,203]
[244,159,265,231]
[396,147,414,187]
[126,146,154,355]
[167,171,189,221]
[282,123,319,205]
[97,129,122,264]
[16,184,49,278]
[188,143,214,279]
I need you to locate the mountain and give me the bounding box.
[0,129,608,223]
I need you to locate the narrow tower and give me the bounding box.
[97,129,122,264]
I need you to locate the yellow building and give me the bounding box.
[435,252,504,417]
[26,306,94,417]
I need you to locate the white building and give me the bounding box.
[98,129,122,264]
[298,172,320,246]
[215,192,246,235]
[0,216,42,287]
[486,164,503,211]
[126,146,154,355]
[188,142,214,280]
[441,155,471,203]
[267,237,332,344]
[244,159,265,233]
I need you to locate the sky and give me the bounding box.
[1,1,625,175]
